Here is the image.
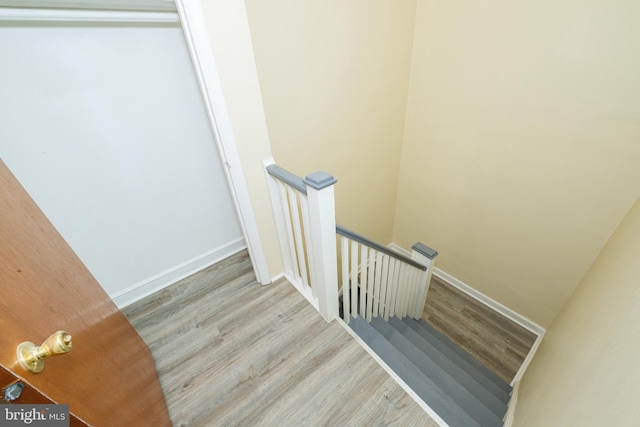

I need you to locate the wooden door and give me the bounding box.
[0,160,171,426]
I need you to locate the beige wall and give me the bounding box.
[393,0,640,326]
[202,0,640,327]
[513,196,640,425]
[244,0,416,244]
[199,0,282,277]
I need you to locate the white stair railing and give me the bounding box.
[338,226,438,324]
[264,160,437,324]
[264,160,339,321]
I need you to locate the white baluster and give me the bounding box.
[350,240,359,317]
[279,183,301,286]
[408,267,420,318]
[359,244,368,318]
[387,258,399,318]
[412,242,438,319]
[398,263,410,317]
[372,252,383,317]
[288,187,310,291]
[380,255,390,320]
[264,163,294,278]
[300,195,315,298]
[365,249,376,322]
[341,237,350,323]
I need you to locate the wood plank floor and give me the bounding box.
[422,277,538,383]
[123,251,438,427]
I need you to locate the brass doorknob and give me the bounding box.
[16,331,72,374]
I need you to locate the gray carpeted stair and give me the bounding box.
[349,315,512,427]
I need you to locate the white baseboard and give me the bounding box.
[270,271,285,283]
[112,238,246,308]
[503,380,520,427]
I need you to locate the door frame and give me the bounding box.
[175,0,271,285]
[0,2,272,285]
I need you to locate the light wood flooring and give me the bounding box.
[123,251,438,427]
[422,277,538,383]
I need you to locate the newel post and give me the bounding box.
[411,242,439,318]
[304,171,339,322]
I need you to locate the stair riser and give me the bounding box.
[350,316,491,427]
[389,317,509,417]
[371,317,505,426]
[404,317,512,396]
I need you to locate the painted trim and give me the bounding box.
[176,0,272,285]
[340,228,427,270]
[0,0,177,12]
[112,238,246,308]
[0,8,179,23]
[512,332,544,383]
[503,380,520,427]
[336,317,448,427]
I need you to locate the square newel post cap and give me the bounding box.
[412,242,438,260]
[303,171,337,190]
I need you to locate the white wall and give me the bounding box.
[0,20,244,306]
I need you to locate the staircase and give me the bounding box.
[264,161,513,425]
[349,315,512,427]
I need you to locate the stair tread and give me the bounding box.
[370,317,505,426]
[388,316,510,415]
[404,317,512,395]
[350,316,503,427]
